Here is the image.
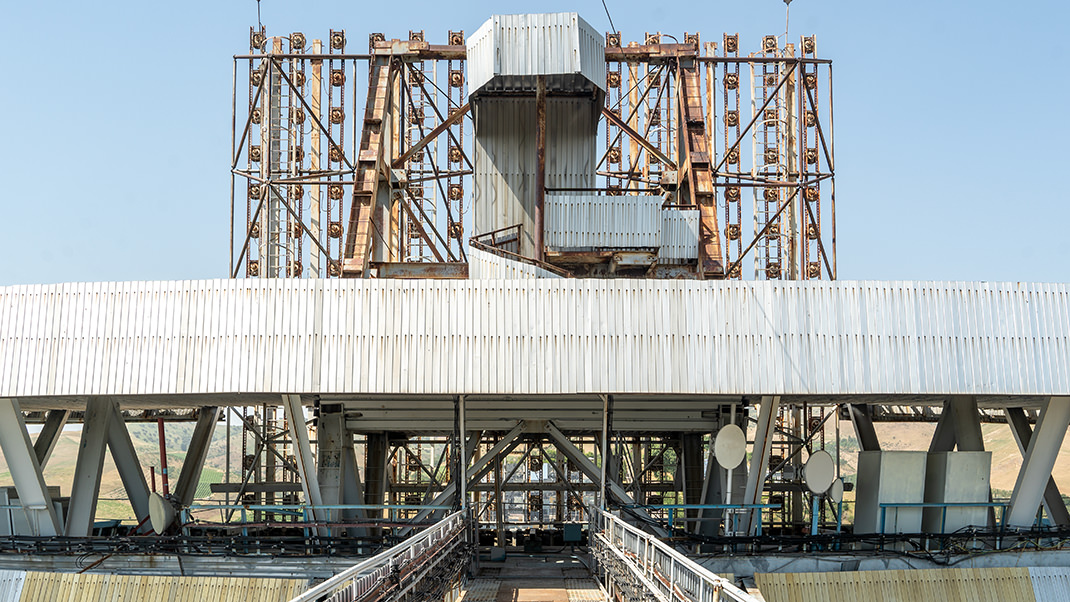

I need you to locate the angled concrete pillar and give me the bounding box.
[1006,406,1070,527]
[106,403,150,525]
[282,395,325,533]
[1007,397,1070,527]
[0,398,61,536]
[928,401,957,453]
[34,410,70,468]
[172,407,221,507]
[66,397,112,536]
[950,396,985,452]
[743,396,780,534]
[848,404,880,452]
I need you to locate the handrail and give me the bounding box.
[288,509,467,602]
[591,507,758,602]
[878,502,1009,535]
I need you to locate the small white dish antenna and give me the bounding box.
[803,450,836,494]
[148,492,175,535]
[714,424,747,470]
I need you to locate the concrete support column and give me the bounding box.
[848,404,880,452]
[0,398,61,536]
[172,407,221,508]
[743,396,780,535]
[1006,406,1070,527]
[106,403,151,526]
[928,401,957,452]
[1007,397,1070,527]
[66,397,112,536]
[950,396,985,452]
[317,404,347,525]
[33,410,70,468]
[282,395,325,534]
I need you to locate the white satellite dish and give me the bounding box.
[714,424,747,470]
[802,450,835,494]
[148,492,175,535]
[829,478,844,504]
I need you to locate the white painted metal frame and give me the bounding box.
[1007,397,1070,527]
[0,399,60,536]
[65,397,112,536]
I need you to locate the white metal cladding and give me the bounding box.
[466,13,606,94]
[0,570,25,601]
[469,247,563,279]
[659,209,700,260]
[473,98,595,256]
[545,194,661,250]
[1029,568,1070,602]
[1,279,1069,398]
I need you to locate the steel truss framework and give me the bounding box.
[230,29,835,280]
[3,396,1069,558]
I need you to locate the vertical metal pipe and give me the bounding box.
[828,64,836,279]
[230,58,237,277]
[599,394,612,510]
[534,76,547,262]
[458,395,468,510]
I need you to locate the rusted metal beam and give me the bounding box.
[391,102,469,169]
[601,106,677,171]
[676,58,723,277]
[342,56,395,277]
[534,76,547,262]
[723,188,799,279]
[605,44,698,62]
[372,262,469,279]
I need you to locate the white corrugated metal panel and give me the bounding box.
[659,209,699,260]
[466,13,606,94]
[546,194,661,250]
[469,246,563,279]
[0,569,25,601]
[1029,567,1070,602]
[1,279,1069,397]
[473,98,595,256]
[465,18,496,97]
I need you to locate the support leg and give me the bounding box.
[33,409,70,468]
[928,401,957,452]
[743,396,780,535]
[282,395,326,533]
[950,396,985,452]
[0,398,60,536]
[66,397,112,536]
[1006,406,1070,527]
[848,404,880,451]
[1006,397,1070,527]
[106,403,150,526]
[172,407,221,507]
[317,404,347,525]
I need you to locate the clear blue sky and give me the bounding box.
[1,0,1067,285]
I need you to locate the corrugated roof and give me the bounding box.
[0,279,1067,399]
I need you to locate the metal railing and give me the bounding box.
[288,509,469,602]
[591,508,758,602]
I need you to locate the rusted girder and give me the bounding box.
[605,43,698,62]
[372,262,469,279]
[391,102,469,169]
[342,56,395,277]
[676,58,723,278]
